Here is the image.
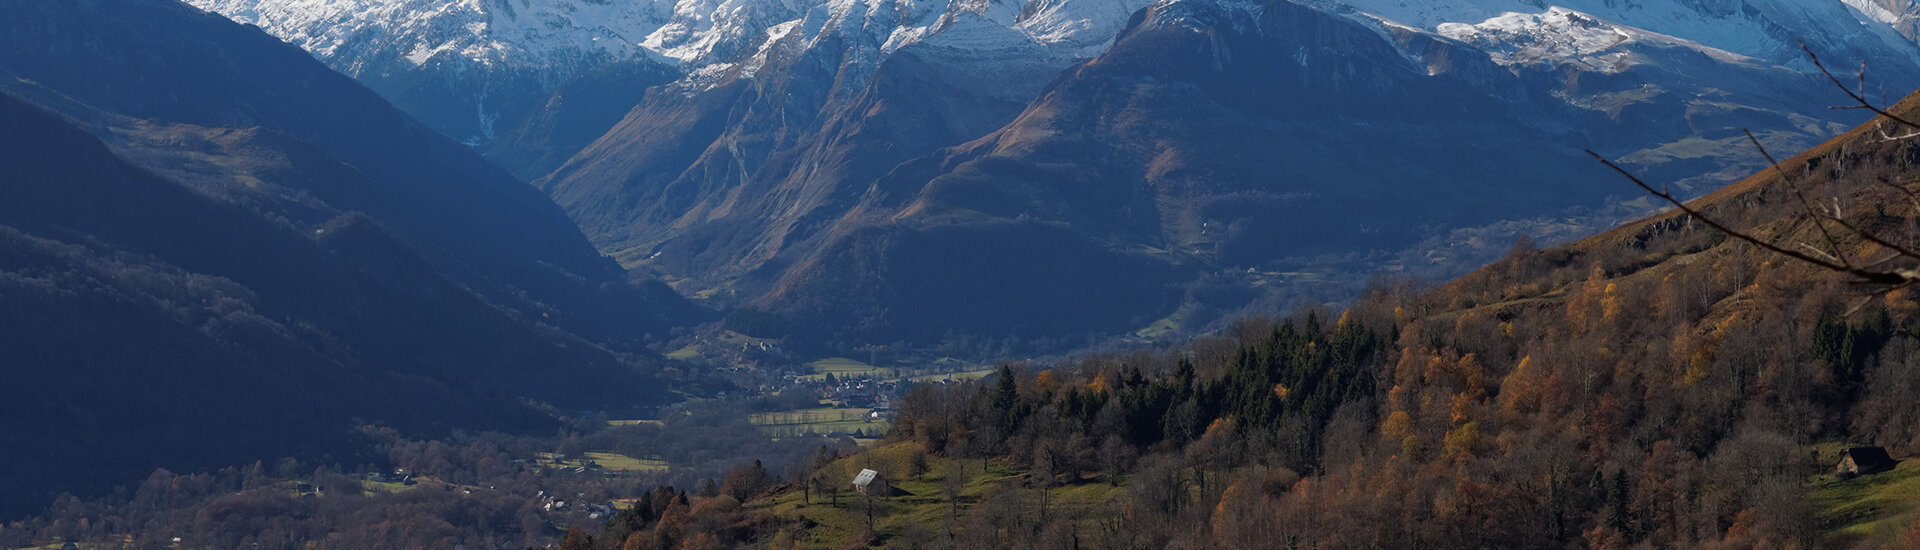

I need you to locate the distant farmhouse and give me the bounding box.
[852,468,909,496]
[1837,446,1897,478]
[852,469,881,495]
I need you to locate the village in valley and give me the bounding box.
[654,329,1001,440]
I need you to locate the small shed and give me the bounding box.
[1838,446,1897,477]
[852,469,881,495]
[851,469,910,496]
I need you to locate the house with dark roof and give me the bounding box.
[1837,446,1897,477]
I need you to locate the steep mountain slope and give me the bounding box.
[183,0,1133,179]
[533,0,1920,351]
[540,8,1089,288]
[530,0,1168,294]
[2,0,706,350]
[752,0,1610,347]
[0,0,699,519]
[183,0,685,178]
[0,92,572,520]
[744,0,1915,348]
[189,0,1168,279]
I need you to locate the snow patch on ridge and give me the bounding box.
[188,0,677,71]
[1843,0,1905,25]
[188,0,1920,120]
[1433,7,1757,71]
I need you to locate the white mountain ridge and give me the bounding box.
[179,0,1920,349]
[1324,0,1920,72]
[189,0,1156,79]
[196,0,1920,71]
[194,0,1920,117]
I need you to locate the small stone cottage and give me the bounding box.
[1837,446,1897,477]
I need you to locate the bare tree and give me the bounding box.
[1031,445,1057,520]
[943,459,968,542]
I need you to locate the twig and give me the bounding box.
[1796,242,1845,264]
[1746,129,1854,268]
[1593,47,1920,289]
[1805,42,1920,131]
[1748,131,1920,267]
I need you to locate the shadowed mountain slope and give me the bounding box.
[0,0,706,519]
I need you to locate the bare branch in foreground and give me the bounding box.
[1585,150,1912,285]
[1746,129,1855,268]
[1805,42,1920,132]
[1591,47,1920,289]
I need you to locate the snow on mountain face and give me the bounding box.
[190,0,1920,203]
[1432,7,1762,72]
[191,0,1920,119]
[1325,0,1920,72]
[690,0,1157,97]
[189,0,676,73]
[1841,0,1920,56]
[188,0,1155,85]
[185,0,1159,155]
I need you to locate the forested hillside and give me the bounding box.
[539,86,1920,549]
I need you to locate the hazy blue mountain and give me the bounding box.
[0,0,705,518]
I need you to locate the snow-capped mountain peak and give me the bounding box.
[188,0,1920,182]
[188,0,1155,92]
[1326,0,1920,70]
[1432,7,1761,72]
[191,0,680,72]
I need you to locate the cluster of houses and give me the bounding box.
[536,490,620,519]
[823,378,900,410]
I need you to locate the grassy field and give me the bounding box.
[749,442,1122,548]
[584,451,669,472]
[1813,451,1920,548]
[750,407,888,438]
[808,357,894,379]
[360,479,418,494]
[11,536,134,550]
[1133,307,1190,340]
[536,451,668,473]
[800,356,988,383]
[760,421,889,438]
[905,368,995,383]
[665,346,702,361]
[751,408,875,424]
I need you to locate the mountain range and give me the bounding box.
[8,0,1920,539]
[187,0,1920,352]
[12,0,1920,509]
